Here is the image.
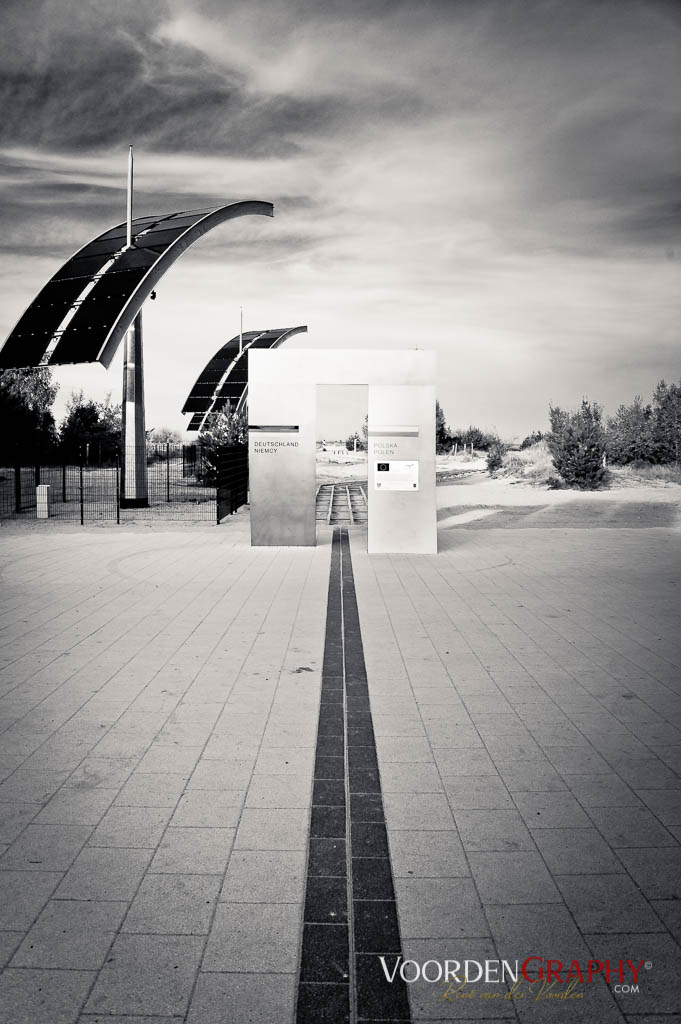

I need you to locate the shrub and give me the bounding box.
[606,396,655,464]
[486,440,505,473]
[520,430,544,449]
[198,407,247,483]
[547,399,607,489]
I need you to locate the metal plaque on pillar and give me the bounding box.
[368,385,437,554]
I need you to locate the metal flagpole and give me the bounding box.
[239,306,243,356]
[126,145,133,248]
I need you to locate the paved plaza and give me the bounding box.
[0,510,680,1022]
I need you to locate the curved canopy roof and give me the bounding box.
[184,325,307,432]
[0,201,273,369]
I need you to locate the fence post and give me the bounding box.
[166,443,171,503]
[14,464,21,513]
[62,462,67,503]
[35,463,40,487]
[79,452,84,525]
[116,453,120,524]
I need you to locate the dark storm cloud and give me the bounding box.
[0,0,425,158]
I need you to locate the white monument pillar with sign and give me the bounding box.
[248,349,436,551]
[367,384,436,553]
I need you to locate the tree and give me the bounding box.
[486,437,506,473]
[345,431,365,452]
[547,399,606,489]
[435,401,449,452]
[0,367,58,459]
[461,425,494,451]
[198,407,247,483]
[148,427,181,446]
[59,391,121,462]
[651,379,681,463]
[606,397,655,464]
[520,430,544,449]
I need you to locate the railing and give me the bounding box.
[216,444,249,522]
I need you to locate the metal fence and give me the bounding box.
[0,443,249,524]
[217,445,249,521]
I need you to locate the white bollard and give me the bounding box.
[36,484,50,519]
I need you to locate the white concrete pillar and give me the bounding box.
[120,312,148,507]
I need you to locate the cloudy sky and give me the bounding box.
[0,0,679,439]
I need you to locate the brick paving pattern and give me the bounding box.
[0,516,679,1022]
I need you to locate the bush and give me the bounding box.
[345,432,365,451]
[606,396,655,465]
[520,430,544,449]
[198,407,247,483]
[547,399,607,489]
[486,440,505,473]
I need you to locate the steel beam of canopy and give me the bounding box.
[182,325,307,432]
[0,201,274,370]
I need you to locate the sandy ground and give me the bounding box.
[436,473,681,509]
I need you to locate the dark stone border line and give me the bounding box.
[296,528,410,1024]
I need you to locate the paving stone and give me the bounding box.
[88,806,173,848]
[494,759,567,793]
[455,809,535,852]
[635,788,681,826]
[586,932,681,1015]
[0,802,39,844]
[221,849,306,902]
[123,873,221,934]
[0,934,21,970]
[0,770,70,804]
[10,899,126,968]
[378,761,444,793]
[0,823,91,870]
[586,805,678,848]
[402,937,516,1019]
[136,745,204,774]
[650,899,681,943]
[245,774,311,808]
[170,789,242,827]
[186,972,296,1024]
[150,827,235,873]
[388,829,469,877]
[234,808,309,850]
[531,827,624,874]
[565,773,642,807]
[85,933,204,1016]
[33,787,118,825]
[615,848,681,899]
[65,758,137,790]
[55,846,153,901]
[469,851,561,904]
[0,967,94,1024]
[115,772,188,809]
[431,748,497,775]
[0,870,61,929]
[187,758,255,789]
[555,874,665,933]
[203,902,300,971]
[375,736,434,762]
[486,903,593,960]
[443,776,514,810]
[512,792,592,829]
[395,877,489,937]
[253,748,315,775]
[383,792,455,830]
